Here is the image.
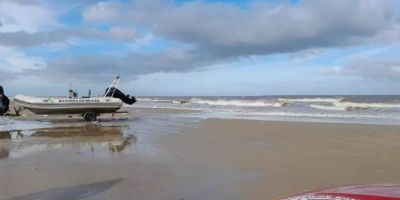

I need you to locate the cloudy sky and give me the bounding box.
[0,0,400,96]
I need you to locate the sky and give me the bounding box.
[0,0,400,96]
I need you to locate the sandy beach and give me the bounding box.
[1,107,400,200]
[1,0,399,199]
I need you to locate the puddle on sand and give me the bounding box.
[0,118,53,132]
[0,108,203,160]
[0,124,137,159]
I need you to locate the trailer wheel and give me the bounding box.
[83,112,97,122]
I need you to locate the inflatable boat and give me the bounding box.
[14,76,136,121]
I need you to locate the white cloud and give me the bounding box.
[108,26,137,42]
[0,46,46,72]
[83,2,119,22]
[0,1,57,33]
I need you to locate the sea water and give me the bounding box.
[129,96,400,125]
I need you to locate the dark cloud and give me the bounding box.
[0,27,141,47]
[28,47,220,83]
[84,0,400,54]
[20,0,400,82]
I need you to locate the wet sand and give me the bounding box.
[1,107,400,199]
[157,119,400,199]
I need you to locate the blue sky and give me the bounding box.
[0,0,399,96]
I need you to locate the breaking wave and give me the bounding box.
[129,96,400,124]
[136,97,400,112]
[189,98,286,107]
[278,97,400,111]
[278,97,342,103]
[234,111,400,120]
[310,102,400,111]
[136,98,173,103]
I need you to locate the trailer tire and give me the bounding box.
[83,112,97,122]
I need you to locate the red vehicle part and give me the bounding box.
[282,185,400,200]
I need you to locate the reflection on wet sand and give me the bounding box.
[0,124,137,159]
[0,131,11,159]
[108,134,137,152]
[0,131,23,139]
[0,131,11,139]
[0,148,9,159]
[31,124,125,137]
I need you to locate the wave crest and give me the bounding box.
[278,97,342,103]
[310,102,400,111]
[190,98,286,107]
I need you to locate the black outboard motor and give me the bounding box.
[105,87,136,105]
[0,86,10,115]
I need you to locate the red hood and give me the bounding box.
[282,185,400,200]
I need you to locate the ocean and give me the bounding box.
[130,95,400,125]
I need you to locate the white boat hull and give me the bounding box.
[14,95,123,115]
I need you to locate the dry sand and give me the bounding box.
[1,109,400,200]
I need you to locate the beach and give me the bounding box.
[1,0,398,198]
[1,106,400,200]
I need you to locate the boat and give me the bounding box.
[14,76,136,121]
[281,184,400,200]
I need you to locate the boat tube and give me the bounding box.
[14,95,123,115]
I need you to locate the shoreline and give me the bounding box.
[6,109,400,127]
[5,98,400,126]
[129,106,400,126]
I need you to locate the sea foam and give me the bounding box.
[189,98,285,107]
[310,102,400,111]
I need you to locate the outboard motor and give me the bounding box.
[105,87,136,105]
[0,86,10,115]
